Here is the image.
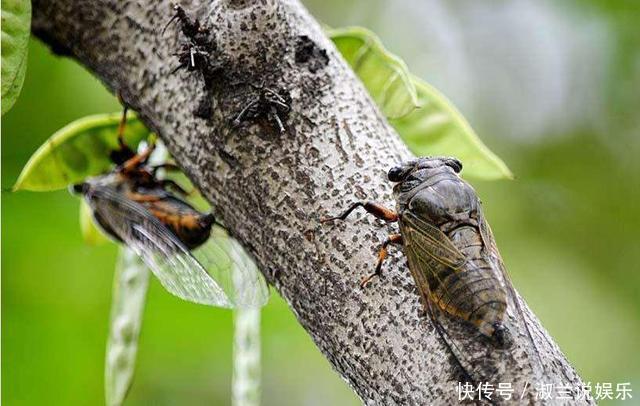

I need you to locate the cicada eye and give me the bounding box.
[388,167,403,181]
[70,183,87,195]
[445,158,463,173]
[388,166,407,182]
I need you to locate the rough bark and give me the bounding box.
[32,0,592,404]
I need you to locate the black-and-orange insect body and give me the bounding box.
[68,109,240,306]
[75,168,215,251]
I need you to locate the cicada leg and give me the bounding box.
[151,163,181,175]
[121,143,156,173]
[320,201,398,223]
[361,233,403,288]
[269,106,286,134]
[232,99,259,128]
[158,179,192,196]
[109,104,137,166]
[116,105,129,150]
[127,192,162,203]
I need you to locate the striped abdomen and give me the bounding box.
[428,224,507,337]
[126,189,215,250]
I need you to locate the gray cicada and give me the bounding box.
[322,156,540,381]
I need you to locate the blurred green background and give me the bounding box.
[2,1,639,405]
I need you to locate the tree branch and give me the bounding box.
[32,0,592,404]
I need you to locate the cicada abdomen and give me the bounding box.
[423,226,508,338]
[124,186,216,250]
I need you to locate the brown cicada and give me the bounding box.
[322,157,540,380]
[71,109,268,307]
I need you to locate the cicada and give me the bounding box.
[71,110,268,308]
[322,157,540,380]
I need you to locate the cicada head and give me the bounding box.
[389,157,462,194]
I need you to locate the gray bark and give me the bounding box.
[32,0,592,404]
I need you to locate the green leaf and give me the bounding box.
[1,0,31,115]
[330,26,512,180]
[328,26,419,119]
[390,77,513,180]
[105,248,149,406]
[13,112,150,191]
[79,199,110,245]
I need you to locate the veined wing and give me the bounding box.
[401,211,467,269]
[84,184,232,307]
[192,231,270,308]
[148,142,269,308]
[402,211,498,386]
[401,216,480,386]
[478,213,544,366]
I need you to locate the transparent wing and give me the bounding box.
[403,209,545,386]
[149,139,268,307]
[401,224,480,385]
[401,211,467,269]
[478,213,545,366]
[193,230,270,308]
[85,185,232,307]
[401,214,489,386]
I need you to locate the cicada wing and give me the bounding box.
[85,185,232,307]
[401,211,467,269]
[478,213,545,367]
[192,231,270,309]
[402,214,509,385]
[401,230,481,385]
[402,211,542,386]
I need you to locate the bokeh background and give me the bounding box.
[3,0,639,404]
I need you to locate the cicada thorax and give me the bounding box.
[397,167,508,342]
